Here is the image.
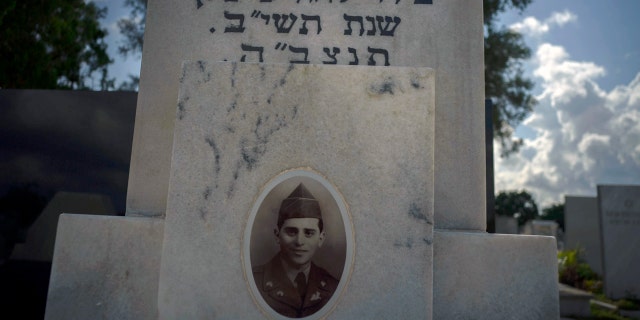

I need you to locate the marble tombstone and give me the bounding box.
[598,185,640,299]
[46,1,559,319]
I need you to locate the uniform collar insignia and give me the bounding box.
[310,291,321,301]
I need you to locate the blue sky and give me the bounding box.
[494,0,640,207]
[97,0,143,88]
[98,0,640,209]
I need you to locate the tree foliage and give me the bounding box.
[558,249,601,291]
[541,203,565,230]
[118,0,147,59]
[0,0,113,90]
[495,190,539,226]
[117,0,147,90]
[484,0,537,157]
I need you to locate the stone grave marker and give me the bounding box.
[45,1,561,318]
[160,62,434,318]
[598,185,640,299]
[523,220,558,237]
[128,0,485,232]
[495,215,518,234]
[565,195,602,275]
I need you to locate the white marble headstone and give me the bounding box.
[128,0,484,231]
[159,62,434,319]
[598,185,640,299]
[564,196,602,275]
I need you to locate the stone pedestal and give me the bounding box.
[46,216,560,319]
[434,231,559,319]
[45,215,163,320]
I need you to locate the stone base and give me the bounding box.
[11,192,116,262]
[45,214,164,320]
[46,219,559,319]
[559,283,593,318]
[434,230,559,319]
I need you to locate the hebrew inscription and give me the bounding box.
[604,211,640,226]
[193,0,433,66]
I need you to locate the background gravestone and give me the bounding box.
[564,195,602,275]
[598,185,640,299]
[494,215,518,234]
[11,192,115,262]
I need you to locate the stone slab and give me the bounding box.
[597,185,640,299]
[158,62,434,319]
[564,195,602,274]
[558,283,593,318]
[433,230,559,320]
[128,0,485,231]
[522,220,558,237]
[45,214,164,320]
[11,192,115,262]
[495,215,518,234]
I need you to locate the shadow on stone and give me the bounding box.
[0,260,51,320]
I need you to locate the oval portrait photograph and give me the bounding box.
[244,169,353,319]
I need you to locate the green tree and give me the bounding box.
[540,203,564,230]
[0,0,113,90]
[484,0,537,157]
[495,190,539,226]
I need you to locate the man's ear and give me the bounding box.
[318,231,325,248]
[273,228,280,244]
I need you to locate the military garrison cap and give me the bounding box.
[278,183,322,225]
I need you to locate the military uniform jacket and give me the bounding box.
[252,254,339,318]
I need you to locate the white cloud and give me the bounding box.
[495,43,640,208]
[510,10,577,37]
[534,44,606,107]
[548,11,577,26]
[510,17,549,36]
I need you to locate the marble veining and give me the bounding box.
[163,62,435,319]
[409,202,432,225]
[369,76,396,95]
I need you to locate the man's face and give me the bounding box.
[276,218,325,268]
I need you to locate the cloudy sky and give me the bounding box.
[494,0,640,208]
[95,0,640,210]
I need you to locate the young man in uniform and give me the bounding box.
[253,183,339,318]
